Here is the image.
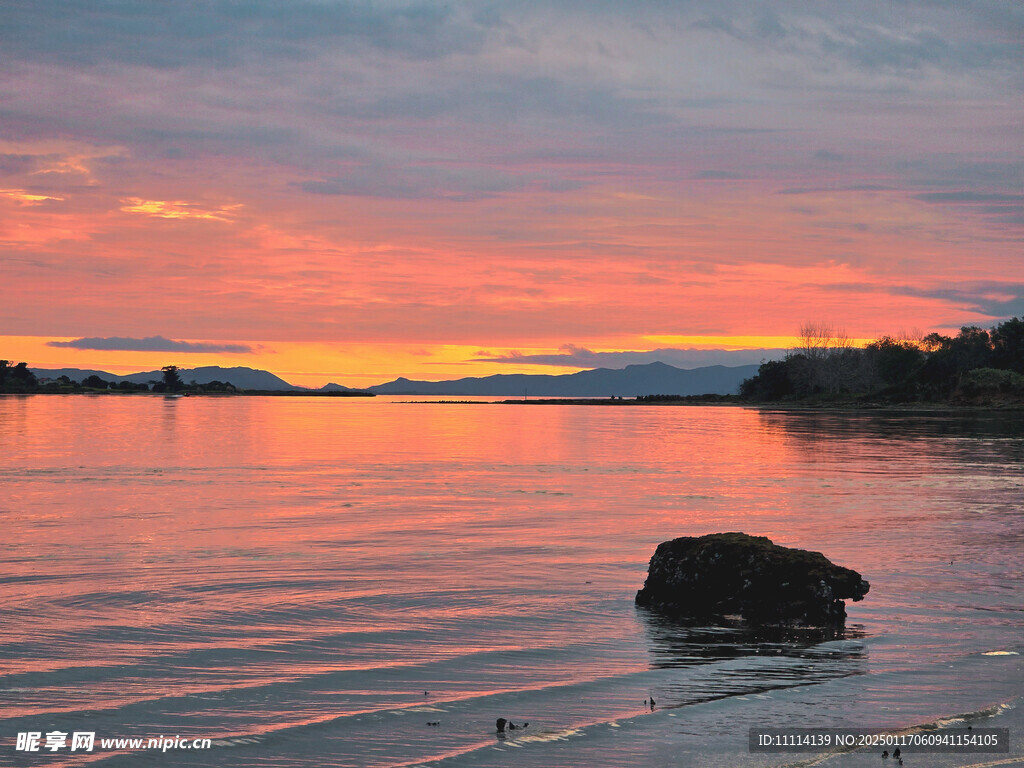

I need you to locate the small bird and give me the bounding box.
[882,750,889,758]
[893,748,901,759]
[898,759,903,766]
[426,720,440,726]
[650,697,656,709]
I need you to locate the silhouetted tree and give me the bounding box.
[863,337,924,389]
[915,326,994,397]
[740,358,802,400]
[162,365,184,392]
[991,317,1024,373]
[0,361,38,392]
[795,322,857,394]
[82,374,110,389]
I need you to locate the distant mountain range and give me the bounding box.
[33,365,300,391]
[366,362,758,396]
[31,361,759,396]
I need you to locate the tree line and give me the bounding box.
[0,361,38,393]
[0,364,237,394]
[740,318,1024,402]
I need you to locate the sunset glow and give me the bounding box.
[2,2,1021,386]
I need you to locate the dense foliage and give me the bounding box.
[741,318,1024,403]
[0,361,38,392]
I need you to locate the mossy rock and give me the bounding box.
[635,532,869,626]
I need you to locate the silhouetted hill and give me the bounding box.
[368,362,759,396]
[30,362,759,396]
[32,365,304,391]
[31,368,128,383]
[122,366,302,390]
[320,382,359,392]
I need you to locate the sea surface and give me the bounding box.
[1,395,1022,767]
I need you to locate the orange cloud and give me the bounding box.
[120,198,243,222]
[0,189,64,205]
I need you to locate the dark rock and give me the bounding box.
[635,532,869,625]
[495,718,527,733]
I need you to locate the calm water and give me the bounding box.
[1,396,1022,767]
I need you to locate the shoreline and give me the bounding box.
[3,391,1023,410]
[492,398,1024,411]
[0,389,375,398]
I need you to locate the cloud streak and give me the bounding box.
[893,284,1024,321]
[47,336,255,353]
[120,198,242,222]
[0,188,63,204]
[0,1,490,69]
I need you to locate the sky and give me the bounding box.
[1,1,1021,387]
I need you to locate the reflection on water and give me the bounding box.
[638,609,866,667]
[0,397,1021,767]
[636,609,868,714]
[758,408,1024,465]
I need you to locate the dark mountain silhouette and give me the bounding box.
[320,382,359,392]
[32,365,303,391]
[31,361,758,396]
[121,366,300,390]
[368,362,758,396]
[31,368,128,383]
